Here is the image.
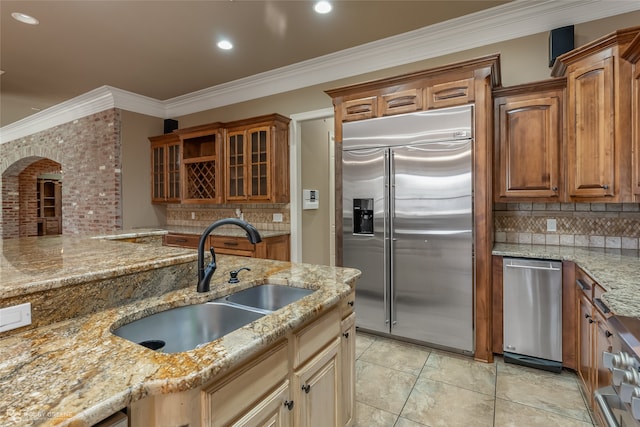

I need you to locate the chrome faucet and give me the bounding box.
[197,218,262,293]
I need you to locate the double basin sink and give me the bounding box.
[113,284,314,353]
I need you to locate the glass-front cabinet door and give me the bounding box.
[248,127,270,199]
[226,130,246,201]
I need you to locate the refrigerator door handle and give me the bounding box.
[389,149,396,327]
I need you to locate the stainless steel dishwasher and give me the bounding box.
[503,257,563,372]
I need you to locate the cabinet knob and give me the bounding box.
[585,313,591,319]
[284,400,294,410]
[347,301,354,307]
[302,384,311,393]
[343,332,350,339]
[606,330,613,338]
[588,318,595,324]
[602,184,610,190]
[552,186,558,191]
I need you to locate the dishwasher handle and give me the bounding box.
[504,263,561,271]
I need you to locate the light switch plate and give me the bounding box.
[0,302,32,333]
[273,213,283,222]
[547,218,557,232]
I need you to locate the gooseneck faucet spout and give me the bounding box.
[197,218,262,293]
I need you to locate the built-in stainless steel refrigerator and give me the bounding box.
[342,105,474,353]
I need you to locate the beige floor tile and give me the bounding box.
[359,336,431,375]
[355,332,377,359]
[401,377,495,427]
[420,351,496,396]
[355,360,418,415]
[494,398,594,427]
[395,417,429,427]
[353,401,398,427]
[496,361,591,423]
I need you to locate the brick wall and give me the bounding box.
[494,202,640,249]
[0,109,122,238]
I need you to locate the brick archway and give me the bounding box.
[2,157,62,239]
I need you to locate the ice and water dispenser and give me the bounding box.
[353,198,374,235]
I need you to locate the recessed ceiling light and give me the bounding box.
[314,1,332,14]
[11,12,39,25]
[217,40,233,50]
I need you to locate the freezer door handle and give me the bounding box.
[504,264,561,271]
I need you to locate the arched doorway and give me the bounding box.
[1,157,63,239]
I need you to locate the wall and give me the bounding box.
[301,118,333,265]
[0,109,122,237]
[494,203,640,249]
[120,111,166,229]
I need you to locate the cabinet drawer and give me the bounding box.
[575,267,595,299]
[163,233,199,248]
[203,341,288,426]
[379,89,422,116]
[210,236,255,251]
[293,308,340,368]
[340,290,355,319]
[593,283,611,318]
[426,77,474,109]
[342,97,377,121]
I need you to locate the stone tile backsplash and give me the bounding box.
[494,203,640,249]
[166,203,290,232]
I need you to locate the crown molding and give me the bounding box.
[2,0,639,144]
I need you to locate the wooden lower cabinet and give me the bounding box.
[292,337,341,427]
[128,306,353,427]
[575,267,613,412]
[164,233,290,261]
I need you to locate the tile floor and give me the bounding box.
[354,332,595,427]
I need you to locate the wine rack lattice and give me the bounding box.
[185,161,217,199]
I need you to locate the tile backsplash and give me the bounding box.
[166,203,290,232]
[494,203,640,249]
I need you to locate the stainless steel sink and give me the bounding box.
[112,302,264,353]
[220,284,314,312]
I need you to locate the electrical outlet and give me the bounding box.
[547,218,557,232]
[191,212,195,220]
[273,213,283,222]
[0,302,32,333]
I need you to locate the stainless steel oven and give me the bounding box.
[596,316,640,427]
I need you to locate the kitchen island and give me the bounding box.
[0,235,360,426]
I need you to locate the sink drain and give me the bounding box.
[138,340,165,351]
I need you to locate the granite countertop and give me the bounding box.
[493,243,640,318]
[92,226,290,240]
[0,235,360,427]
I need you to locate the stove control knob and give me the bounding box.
[603,351,617,370]
[613,368,635,386]
[632,389,640,420]
[620,383,640,403]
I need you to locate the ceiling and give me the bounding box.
[0,0,510,127]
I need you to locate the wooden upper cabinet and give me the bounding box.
[426,77,475,110]
[224,114,290,203]
[552,26,639,202]
[179,123,224,204]
[622,32,640,200]
[379,88,422,116]
[149,133,181,203]
[493,79,565,201]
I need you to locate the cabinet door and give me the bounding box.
[232,381,292,427]
[633,62,640,198]
[166,142,181,201]
[341,313,356,427]
[227,130,247,201]
[151,144,165,202]
[567,56,615,199]
[247,126,271,200]
[593,310,612,394]
[293,337,341,427]
[495,95,561,200]
[577,293,593,402]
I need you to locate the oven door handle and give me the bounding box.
[595,389,621,427]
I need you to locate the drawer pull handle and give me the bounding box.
[347,301,354,307]
[175,238,187,243]
[594,298,611,314]
[284,400,294,410]
[343,332,350,339]
[576,279,591,291]
[223,241,239,246]
[302,384,311,393]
